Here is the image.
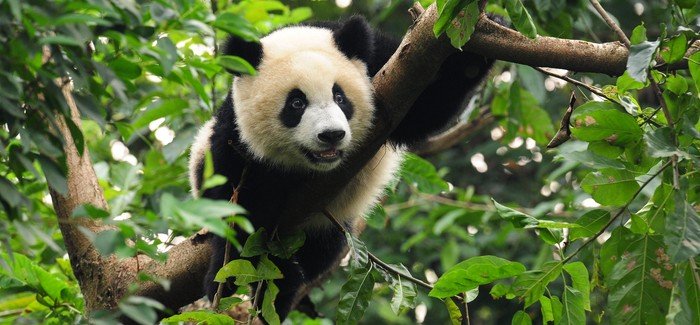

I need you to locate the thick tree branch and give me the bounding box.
[466,16,628,75]
[47,53,212,313]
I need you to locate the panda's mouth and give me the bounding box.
[303,148,343,164]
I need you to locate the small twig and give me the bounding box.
[589,0,630,47]
[323,209,471,324]
[547,93,576,148]
[248,281,264,325]
[408,2,425,22]
[562,160,672,263]
[212,166,250,310]
[462,293,471,325]
[210,0,219,110]
[650,78,681,189]
[322,209,432,291]
[413,109,494,155]
[478,0,487,12]
[534,67,615,102]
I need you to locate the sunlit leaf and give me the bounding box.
[505,0,537,38]
[430,255,526,298]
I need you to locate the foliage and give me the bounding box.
[1,0,699,324]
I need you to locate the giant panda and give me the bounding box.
[189,16,495,320]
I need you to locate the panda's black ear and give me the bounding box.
[222,36,263,75]
[333,16,374,63]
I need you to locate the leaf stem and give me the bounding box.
[533,67,614,102]
[562,159,672,263]
[650,78,681,189]
[589,0,630,47]
[212,166,250,311]
[322,209,433,290]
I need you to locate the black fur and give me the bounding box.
[332,16,374,63]
[333,84,354,120]
[279,89,308,128]
[222,37,263,74]
[200,17,498,321]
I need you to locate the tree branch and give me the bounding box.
[412,109,494,155]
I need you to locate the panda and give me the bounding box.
[189,16,495,320]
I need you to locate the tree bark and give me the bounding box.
[48,1,649,317]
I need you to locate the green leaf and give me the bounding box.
[511,261,562,307]
[155,36,178,76]
[109,57,142,80]
[261,281,280,325]
[93,229,124,256]
[445,1,480,48]
[39,35,82,47]
[569,209,611,241]
[616,71,646,93]
[645,127,695,161]
[430,255,526,298]
[493,199,538,228]
[214,259,259,285]
[511,310,532,325]
[630,24,647,45]
[37,156,68,196]
[626,40,660,82]
[606,229,673,324]
[161,311,235,324]
[389,264,418,314]
[64,118,85,158]
[570,101,643,146]
[161,194,243,240]
[539,296,554,323]
[660,33,687,64]
[0,177,23,207]
[119,301,158,325]
[256,255,284,281]
[505,0,537,38]
[217,56,257,76]
[345,232,368,268]
[267,231,305,259]
[444,298,463,325]
[665,192,700,262]
[213,13,259,42]
[689,52,700,94]
[434,0,472,36]
[400,153,448,194]
[580,169,640,206]
[563,262,591,311]
[336,263,374,325]
[679,262,700,324]
[554,150,626,170]
[560,286,586,325]
[132,98,188,130]
[241,228,268,257]
[665,74,688,95]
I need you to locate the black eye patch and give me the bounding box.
[280,88,307,128]
[333,84,354,120]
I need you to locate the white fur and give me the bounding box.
[232,27,374,171]
[188,118,216,198]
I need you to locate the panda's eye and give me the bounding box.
[334,92,345,104]
[291,98,305,110]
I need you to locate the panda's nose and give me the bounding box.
[318,130,346,145]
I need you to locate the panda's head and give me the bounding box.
[225,17,375,172]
